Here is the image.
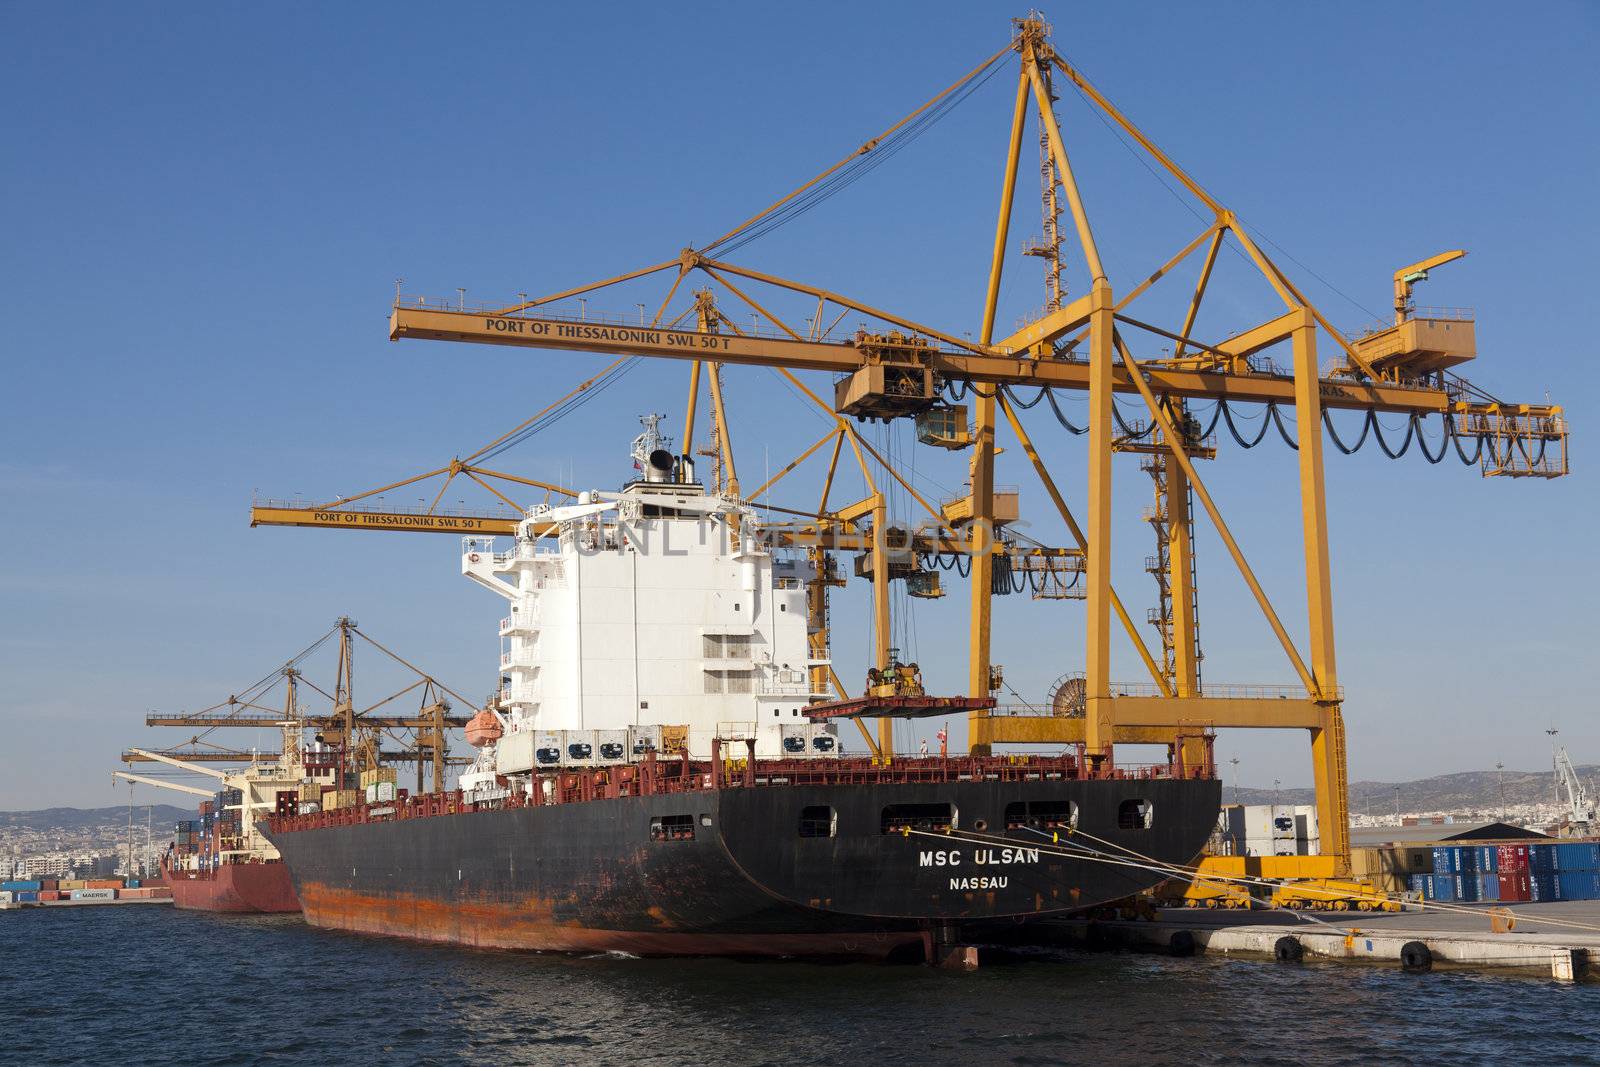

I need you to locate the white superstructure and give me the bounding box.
[462,423,830,771]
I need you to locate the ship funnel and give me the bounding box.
[645,449,673,482]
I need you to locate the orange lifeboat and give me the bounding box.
[465,709,503,747]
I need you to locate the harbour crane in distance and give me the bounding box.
[127,618,477,795]
[1550,735,1595,838]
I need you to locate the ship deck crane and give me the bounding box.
[250,15,1567,880]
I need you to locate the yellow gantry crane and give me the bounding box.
[251,16,1566,879]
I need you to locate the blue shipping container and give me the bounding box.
[1531,873,1561,902]
[15,891,38,902]
[1479,873,1500,901]
[1455,846,1477,873]
[1431,847,1457,874]
[1455,874,1480,902]
[1554,843,1600,871]
[1,880,42,892]
[1557,871,1599,901]
[1477,845,1499,872]
[1430,874,1456,901]
[1529,845,1558,874]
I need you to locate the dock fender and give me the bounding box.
[1168,929,1197,958]
[1273,936,1303,963]
[1400,940,1433,973]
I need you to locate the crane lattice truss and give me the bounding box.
[250,17,1566,875]
[123,618,476,788]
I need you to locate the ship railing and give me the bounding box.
[266,751,1217,834]
[758,682,811,697]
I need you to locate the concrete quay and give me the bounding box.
[1034,901,1600,983]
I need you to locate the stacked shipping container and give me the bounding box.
[1,876,171,905]
[1408,842,1596,903]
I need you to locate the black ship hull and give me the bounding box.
[265,773,1220,959]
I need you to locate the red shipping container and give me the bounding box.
[38,890,61,901]
[39,879,58,891]
[1502,872,1532,901]
[85,879,123,890]
[1496,844,1529,873]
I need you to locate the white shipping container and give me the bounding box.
[71,889,116,901]
[628,725,663,759]
[806,723,840,757]
[496,729,536,775]
[1228,805,1305,845]
[780,724,810,757]
[561,730,597,766]
[1249,836,1321,857]
[1294,804,1320,842]
[1243,836,1272,857]
[534,733,564,768]
[594,730,628,764]
[376,781,396,802]
[1269,805,1300,839]
[0,891,12,903]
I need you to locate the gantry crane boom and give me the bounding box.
[126,747,230,778]
[120,749,471,765]
[388,301,1491,416]
[110,771,215,798]
[143,713,471,728]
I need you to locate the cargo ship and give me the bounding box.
[152,722,314,914]
[263,426,1221,960]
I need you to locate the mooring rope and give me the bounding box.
[900,824,1600,935]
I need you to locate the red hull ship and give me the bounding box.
[164,857,300,913]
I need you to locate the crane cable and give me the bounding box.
[182,627,340,747]
[950,379,1537,469]
[472,358,641,465]
[703,48,1014,259]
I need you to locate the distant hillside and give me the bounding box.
[0,805,191,831]
[1232,766,1598,813]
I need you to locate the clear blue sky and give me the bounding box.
[2,1,1596,809]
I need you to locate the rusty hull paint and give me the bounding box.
[297,883,922,959]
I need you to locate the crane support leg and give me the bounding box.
[872,492,893,758]
[968,66,1030,756]
[683,360,702,464]
[1084,279,1116,760]
[1166,443,1206,771]
[1292,311,1350,869]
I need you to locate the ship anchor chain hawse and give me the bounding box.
[230,14,1566,965]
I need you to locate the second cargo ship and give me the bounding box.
[158,722,308,913]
